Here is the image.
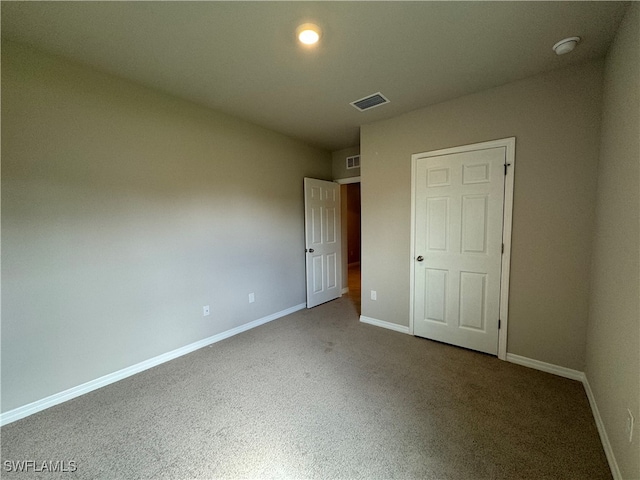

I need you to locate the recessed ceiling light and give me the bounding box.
[553,36,581,55]
[296,23,321,45]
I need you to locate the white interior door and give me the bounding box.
[412,146,507,355]
[304,178,342,308]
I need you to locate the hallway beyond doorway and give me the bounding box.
[347,263,361,314]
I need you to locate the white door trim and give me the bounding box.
[335,176,361,185]
[409,137,515,360]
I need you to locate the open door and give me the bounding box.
[304,178,342,308]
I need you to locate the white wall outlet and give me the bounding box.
[626,409,634,443]
[203,305,210,317]
[248,293,255,303]
[370,290,377,301]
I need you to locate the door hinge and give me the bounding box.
[501,243,504,254]
[504,163,512,175]
[498,319,501,329]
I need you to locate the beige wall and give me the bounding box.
[1,41,331,413]
[585,4,640,478]
[361,60,604,370]
[332,146,360,180]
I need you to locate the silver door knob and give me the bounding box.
[416,256,424,262]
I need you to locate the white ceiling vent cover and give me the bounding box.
[350,92,390,111]
[346,155,360,169]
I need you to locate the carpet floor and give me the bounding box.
[1,296,611,479]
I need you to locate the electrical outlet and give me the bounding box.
[626,409,634,443]
[203,305,210,317]
[370,290,377,301]
[248,293,255,303]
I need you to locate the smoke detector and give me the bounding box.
[553,37,581,55]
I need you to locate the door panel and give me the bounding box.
[425,268,447,323]
[459,271,486,330]
[413,147,505,355]
[426,197,449,251]
[461,195,488,253]
[304,178,342,308]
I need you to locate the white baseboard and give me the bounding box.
[583,376,622,480]
[359,315,410,334]
[0,303,306,427]
[505,353,585,381]
[505,353,620,479]
[0,315,623,480]
[341,287,349,294]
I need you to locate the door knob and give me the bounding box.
[416,256,424,262]
[308,248,315,253]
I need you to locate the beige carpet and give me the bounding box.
[1,296,611,479]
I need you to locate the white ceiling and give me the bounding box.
[1,1,629,152]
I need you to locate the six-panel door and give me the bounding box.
[304,178,342,308]
[413,148,505,354]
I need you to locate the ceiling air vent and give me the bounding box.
[350,92,390,112]
[346,155,360,169]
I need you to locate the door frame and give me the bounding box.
[335,176,361,185]
[409,137,515,360]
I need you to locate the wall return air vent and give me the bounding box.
[350,92,390,111]
[346,155,360,170]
